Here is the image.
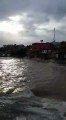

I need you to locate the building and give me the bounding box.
[52,41,66,59]
[29,42,53,59]
[32,43,50,51]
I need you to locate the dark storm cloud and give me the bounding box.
[30,0,66,20]
[0,0,66,20]
[0,0,30,20]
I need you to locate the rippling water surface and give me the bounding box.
[0,57,66,120]
[0,58,31,94]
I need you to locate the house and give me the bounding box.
[52,41,66,59]
[32,43,50,51]
[29,42,53,59]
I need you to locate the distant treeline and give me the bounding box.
[0,44,31,57]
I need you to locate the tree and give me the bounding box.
[40,40,43,43]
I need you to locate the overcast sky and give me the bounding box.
[0,0,66,46]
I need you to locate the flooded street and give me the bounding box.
[27,59,66,99]
[0,57,66,120]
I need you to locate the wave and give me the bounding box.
[0,88,64,120]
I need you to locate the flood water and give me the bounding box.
[0,57,66,120]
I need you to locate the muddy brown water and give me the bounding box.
[27,59,66,100]
[0,57,66,120]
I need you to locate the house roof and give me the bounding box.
[32,43,51,51]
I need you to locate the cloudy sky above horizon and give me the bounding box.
[0,0,66,46]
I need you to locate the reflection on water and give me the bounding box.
[0,58,66,120]
[0,58,28,93]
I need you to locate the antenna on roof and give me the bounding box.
[53,28,55,42]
